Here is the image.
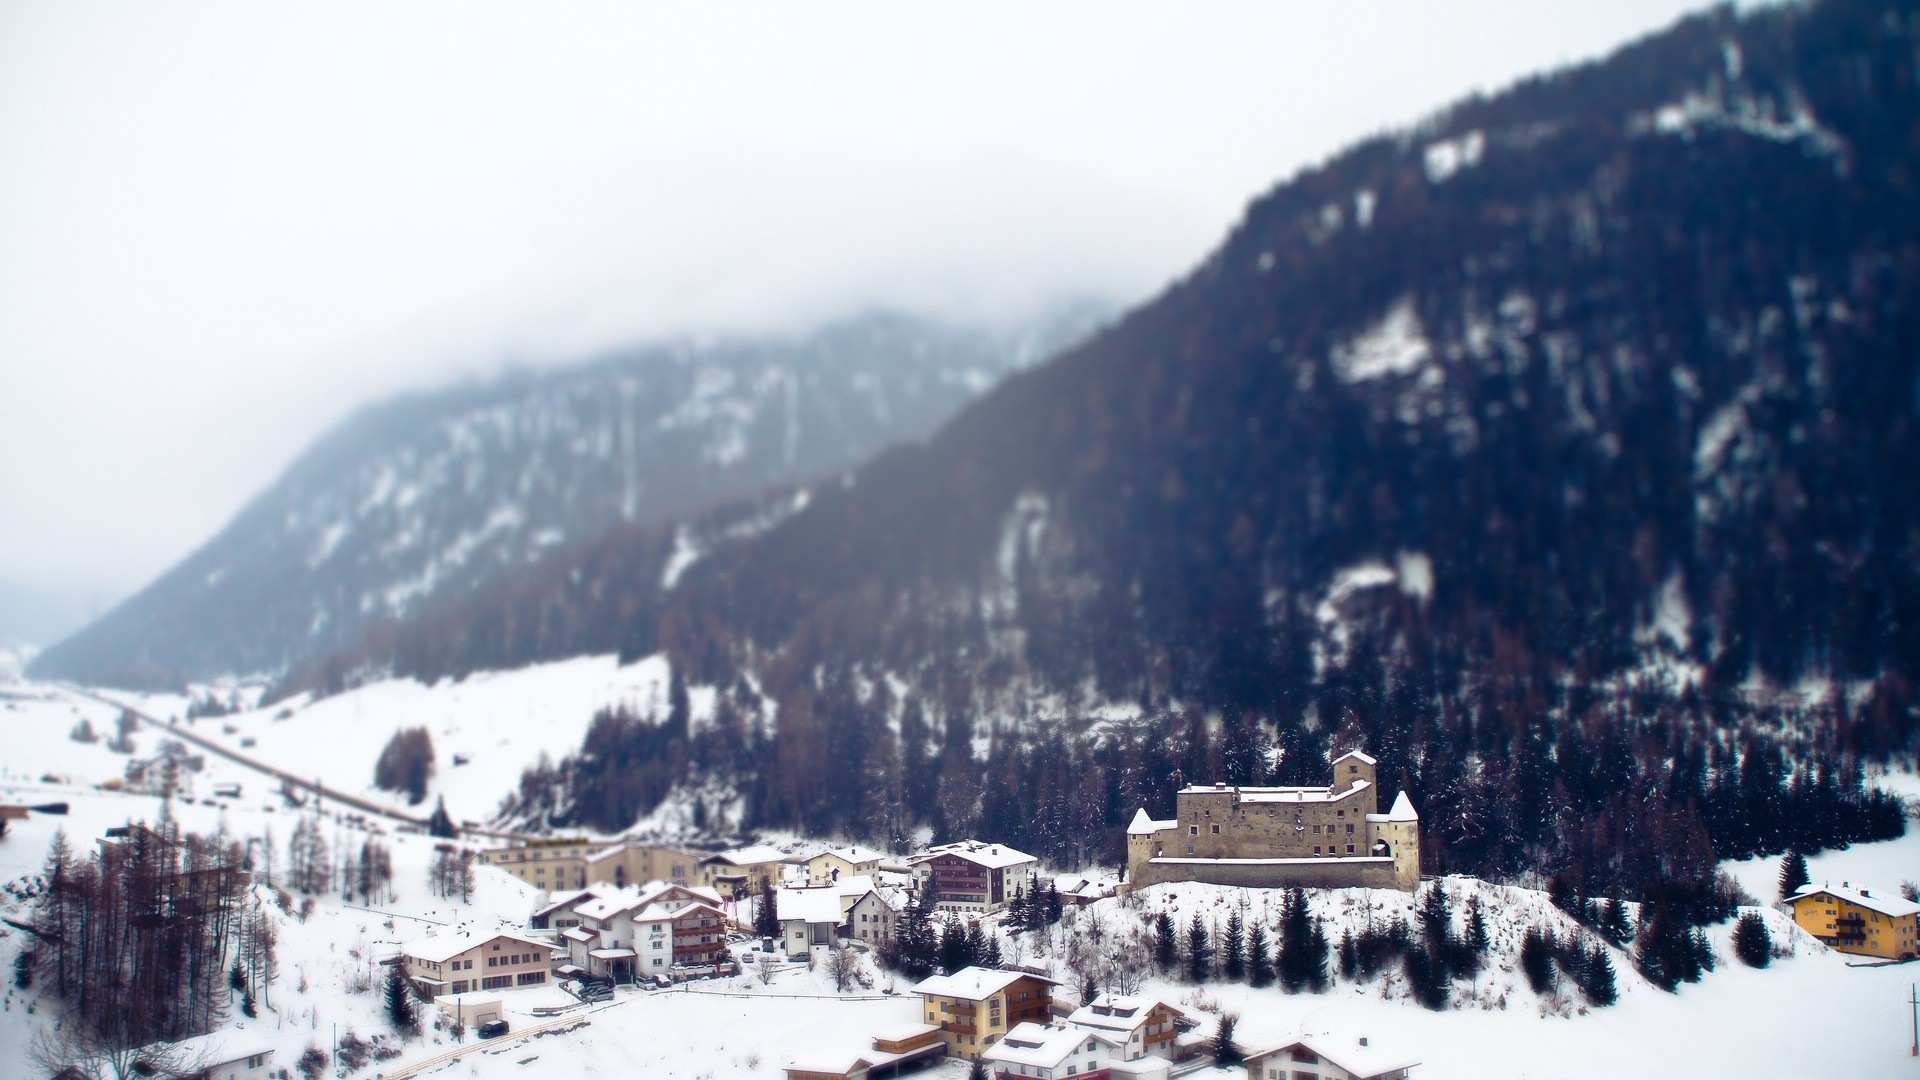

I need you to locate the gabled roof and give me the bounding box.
[906,840,1038,870]
[1792,881,1920,919]
[911,965,1057,1001]
[533,887,608,920]
[982,1022,1120,1069]
[778,886,850,925]
[1245,1035,1419,1080]
[1067,993,1184,1034]
[811,844,885,864]
[137,1030,275,1072]
[1332,749,1378,767]
[702,844,789,866]
[400,929,552,965]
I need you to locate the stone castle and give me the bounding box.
[1124,749,1420,892]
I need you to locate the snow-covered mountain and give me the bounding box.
[29,307,1107,688]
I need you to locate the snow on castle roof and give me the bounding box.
[1128,808,1176,835]
[1177,780,1371,803]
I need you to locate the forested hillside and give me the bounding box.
[292,1,1916,901]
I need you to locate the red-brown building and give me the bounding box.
[905,840,1038,915]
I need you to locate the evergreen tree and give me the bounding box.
[1733,912,1772,968]
[427,797,457,839]
[983,934,1003,969]
[1246,923,1273,987]
[1778,850,1811,900]
[1211,1014,1242,1066]
[1222,909,1246,981]
[1277,889,1326,992]
[1580,944,1617,1006]
[384,961,417,1033]
[1598,896,1634,945]
[1186,913,1211,983]
[1520,928,1556,994]
[754,875,780,939]
[1008,885,1029,931]
[967,1061,988,1080]
[1464,894,1489,955]
[1154,911,1177,973]
[939,915,971,974]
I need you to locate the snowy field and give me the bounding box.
[7,668,1920,1079]
[56,654,680,830]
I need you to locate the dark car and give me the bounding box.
[477,1019,510,1039]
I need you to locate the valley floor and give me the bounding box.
[4,678,1920,1079]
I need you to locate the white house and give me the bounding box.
[1244,1035,1418,1080]
[980,1022,1122,1079]
[135,1030,275,1080]
[807,845,886,886]
[561,880,727,981]
[905,840,1039,915]
[1065,993,1186,1060]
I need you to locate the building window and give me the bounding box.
[1188,826,1198,836]
[1346,844,1356,854]
[1211,824,1220,835]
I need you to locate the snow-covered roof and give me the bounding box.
[1246,1034,1419,1080]
[1128,808,1175,835]
[139,1029,276,1071]
[532,887,606,919]
[1177,780,1371,804]
[1332,749,1378,767]
[982,1022,1119,1069]
[912,965,1056,1001]
[1792,881,1920,919]
[561,926,597,944]
[812,844,885,864]
[1363,791,1419,823]
[703,844,789,866]
[906,839,1038,870]
[1067,993,1183,1034]
[577,880,723,920]
[401,929,552,965]
[778,886,850,925]
[634,898,726,924]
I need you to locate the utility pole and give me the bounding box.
[1909,983,1918,1057]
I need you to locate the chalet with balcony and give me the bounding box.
[912,966,1057,1060]
[906,841,1038,915]
[1788,881,1920,959]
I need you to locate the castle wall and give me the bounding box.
[1129,856,1402,892]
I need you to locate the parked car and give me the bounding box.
[478,1019,510,1039]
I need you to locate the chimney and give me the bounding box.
[1359,1037,1370,1047]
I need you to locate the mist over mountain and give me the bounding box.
[269,0,1920,889]
[28,306,1107,687]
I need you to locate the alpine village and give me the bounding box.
[6,2,1920,1080]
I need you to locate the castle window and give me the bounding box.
[1313,846,1321,855]
[1186,845,1195,855]
[1188,826,1198,836]
[1346,844,1356,854]
[1211,824,1220,835]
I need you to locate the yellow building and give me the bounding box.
[476,836,598,891]
[1788,882,1920,959]
[911,967,1057,1061]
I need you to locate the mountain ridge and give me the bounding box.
[29,305,1109,688]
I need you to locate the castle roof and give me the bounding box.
[1128,808,1176,835]
[1178,780,1371,803]
[1332,749,1378,766]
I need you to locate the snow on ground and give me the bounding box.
[11,668,1920,1078]
[80,655,680,829]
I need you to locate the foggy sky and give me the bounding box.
[0,1,1713,602]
